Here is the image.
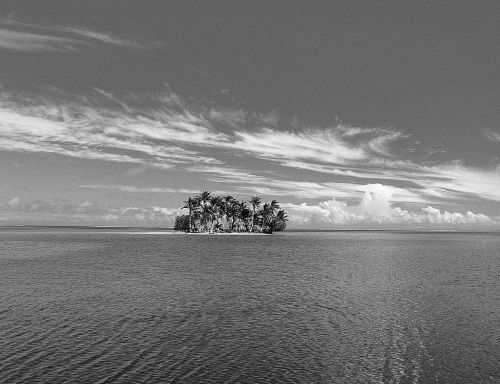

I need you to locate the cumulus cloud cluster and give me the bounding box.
[283,185,495,227]
[0,197,179,225]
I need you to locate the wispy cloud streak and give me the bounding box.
[0,18,164,51]
[0,28,80,51]
[484,129,500,143]
[80,185,199,194]
[1,84,499,224]
[0,88,223,168]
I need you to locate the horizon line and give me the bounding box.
[0,225,499,233]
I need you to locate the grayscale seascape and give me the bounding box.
[2,2,500,383]
[1,228,498,383]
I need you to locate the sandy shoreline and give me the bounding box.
[182,232,268,235]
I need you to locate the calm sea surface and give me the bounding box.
[0,229,498,383]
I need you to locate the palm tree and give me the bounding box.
[201,204,214,232]
[276,209,288,221]
[210,195,224,231]
[249,196,261,232]
[259,203,271,233]
[235,201,248,231]
[181,197,195,232]
[175,192,287,234]
[241,206,253,232]
[224,195,235,231]
[197,190,211,208]
[228,200,238,231]
[272,209,288,232]
[191,209,202,232]
[270,200,280,214]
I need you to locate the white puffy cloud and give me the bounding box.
[0,197,179,225]
[420,206,492,225]
[283,185,496,227]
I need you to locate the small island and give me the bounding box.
[175,191,288,234]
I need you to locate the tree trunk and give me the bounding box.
[251,207,255,232]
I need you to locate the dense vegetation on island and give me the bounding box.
[175,191,288,234]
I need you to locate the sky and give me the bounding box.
[0,1,499,229]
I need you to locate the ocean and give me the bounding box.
[1,228,499,383]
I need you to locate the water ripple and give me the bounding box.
[1,230,499,383]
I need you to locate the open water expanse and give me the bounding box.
[0,228,499,383]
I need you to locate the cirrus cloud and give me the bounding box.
[1,83,499,227]
[0,18,165,52]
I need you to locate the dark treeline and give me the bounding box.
[175,191,288,234]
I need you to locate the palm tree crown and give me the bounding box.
[175,192,287,234]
